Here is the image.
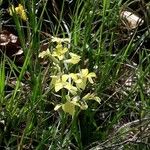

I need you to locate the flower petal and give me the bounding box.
[82,93,91,101]
[82,93,101,104]
[51,36,70,43]
[93,96,101,104]
[88,77,94,84]
[39,49,50,58]
[65,53,81,64]
[54,104,62,111]
[87,72,96,78]
[69,73,78,82]
[81,69,89,77]
[76,80,86,90]
[64,83,77,95]
[55,83,64,92]
[62,101,75,116]
[62,74,69,82]
[79,101,88,110]
[50,75,58,86]
[87,72,96,83]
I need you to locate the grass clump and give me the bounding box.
[0,0,150,149]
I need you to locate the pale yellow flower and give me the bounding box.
[79,69,96,84]
[54,92,100,116]
[73,69,96,90]
[51,75,77,94]
[51,36,70,43]
[38,49,51,58]
[71,96,88,110]
[52,43,68,60]
[82,93,101,104]
[70,93,100,110]
[39,49,60,64]
[69,69,96,90]
[62,101,75,116]
[69,73,78,81]
[9,5,15,16]
[54,101,75,116]
[64,52,81,64]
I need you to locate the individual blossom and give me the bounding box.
[51,36,70,43]
[69,73,78,82]
[82,93,101,104]
[70,93,100,110]
[38,48,51,58]
[50,74,77,95]
[64,52,81,64]
[70,69,96,90]
[9,4,27,21]
[71,95,88,110]
[54,101,75,116]
[54,93,100,116]
[39,48,60,64]
[77,69,96,90]
[52,43,68,60]
[62,101,75,116]
[54,95,79,117]
[79,69,96,84]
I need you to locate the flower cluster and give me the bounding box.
[9,4,27,21]
[39,37,100,116]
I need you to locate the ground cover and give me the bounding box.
[0,0,150,149]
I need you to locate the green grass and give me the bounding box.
[0,0,150,149]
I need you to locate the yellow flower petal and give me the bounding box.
[52,43,68,60]
[62,74,69,82]
[81,69,89,77]
[69,73,78,82]
[55,82,64,92]
[9,5,15,16]
[61,47,68,54]
[52,51,64,60]
[82,93,101,104]
[16,4,27,21]
[9,4,27,21]
[64,83,77,95]
[87,72,96,83]
[79,101,88,110]
[51,36,70,43]
[38,49,50,58]
[54,104,62,111]
[62,101,75,116]
[50,75,58,86]
[87,72,96,78]
[82,93,91,100]
[75,79,82,84]
[74,78,86,90]
[71,96,88,110]
[93,96,101,104]
[55,43,63,50]
[72,96,80,102]
[87,77,94,84]
[65,53,81,64]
